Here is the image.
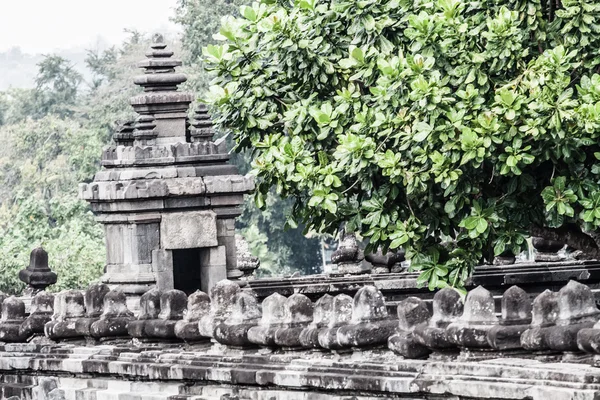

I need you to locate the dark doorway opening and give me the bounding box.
[173,248,202,295]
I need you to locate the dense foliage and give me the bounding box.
[204,0,600,290]
[175,0,324,275]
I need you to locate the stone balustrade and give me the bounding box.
[4,278,600,367]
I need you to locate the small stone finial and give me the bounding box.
[144,289,188,340]
[446,286,498,349]
[133,36,186,92]
[299,294,334,349]
[0,296,27,342]
[128,288,161,338]
[336,286,397,349]
[273,294,314,349]
[20,291,54,339]
[388,297,431,358]
[90,290,134,340]
[365,247,401,274]
[532,237,565,262]
[18,247,57,295]
[175,291,211,342]
[152,33,165,45]
[247,292,286,347]
[198,280,241,338]
[331,230,368,274]
[133,115,158,145]
[44,290,86,340]
[214,291,262,347]
[235,234,260,278]
[317,294,353,350]
[189,103,216,143]
[488,286,532,350]
[113,120,135,146]
[545,280,600,352]
[520,290,559,351]
[413,288,464,350]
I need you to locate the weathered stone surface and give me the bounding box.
[18,247,57,295]
[128,288,161,338]
[89,290,134,339]
[336,286,397,348]
[20,291,54,339]
[299,294,334,349]
[388,297,431,358]
[198,280,240,338]
[447,286,499,349]
[144,289,187,339]
[160,210,218,249]
[0,296,27,342]
[273,294,314,348]
[174,290,211,341]
[488,286,532,350]
[413,287,463,350]
[247,292,286,347]
[521,290,559,351]
[317,294,353,350]
[331,230,368,274]
[236,234,259,278]
[214,291,261,347]
[532,237,565,262]
[545,280,599,351]
[44,290,86,340]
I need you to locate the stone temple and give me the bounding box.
[79,35,254,309]
[4,36,600,400]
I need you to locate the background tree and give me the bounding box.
[204,0,600,291]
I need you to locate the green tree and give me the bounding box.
[0,116,105,294]
[34,55,82,118]
[175,0,324,276]
[204,0,600,291]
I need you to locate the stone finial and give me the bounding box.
[236,234,260,278]
[331,230,367,274]
[546,280,600,351]
[85,283,111,318]
[20,291,54,339]
[128,288,161,338]
[198,280,241,338]
[18,247,57,295]
[532,237,565,262]
[414,288,463,350]
[488,286,532,350]
[190,103,216,143]
[90,290,134,340]
[299,294,334,349]
[214,291,262,347]
[317,294,353,350]
[44,290,86,340]
[446,286,498,349]
[247,292,286,347]
[336,286,397,348]
[388,297,432,358]
[0,296,27,342]
[113,120,135,146]
[133,114,158,145]
[143,289,188,340]
[133,35,186,92]
[365,247,404,274]
[175,291,211,341]
[273,294,314,348]
[520,290,559,350]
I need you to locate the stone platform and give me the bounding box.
[0,343,599,400]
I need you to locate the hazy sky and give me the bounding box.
[0,0,181,54]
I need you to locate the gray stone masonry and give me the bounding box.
[79,34,254,308]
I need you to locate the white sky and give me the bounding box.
[0,0,181,54]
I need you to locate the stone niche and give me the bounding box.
[81,35,254,311]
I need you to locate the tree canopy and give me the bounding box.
[204,0,600,290]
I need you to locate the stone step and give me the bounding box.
[0,382,35,399]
